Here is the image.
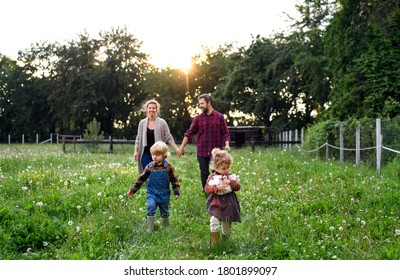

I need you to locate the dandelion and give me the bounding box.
[339,226,344,231]
[43,241,48,247]
[22,186,28,191]
[76,226,80,233]
[97,192,102,197]
[361,220,366,226]
[329,226,335,231]
[64,181,68,186]
[36,201,43,207]
[356,217,361,222]
[68,220,73,226]
[395,229,400,236]
[77,205,81,210]
[118,195,124,200]
[109,216,113,220]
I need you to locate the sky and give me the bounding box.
[1,0,299,70]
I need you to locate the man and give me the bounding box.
[178,94,230,192]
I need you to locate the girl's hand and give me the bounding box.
[222,178,231,185]
[217,184,226,192]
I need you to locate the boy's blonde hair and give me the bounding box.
[210,148,233,169]
[141,99,161,116]
[150,141,170,159]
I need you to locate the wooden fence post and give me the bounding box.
[376,118,381,175]
[62,136,66,153]
[326,140,329,161]
[340,123,344,162]
[356,122,360,165]
[109,136,113,153]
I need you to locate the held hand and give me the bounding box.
[177,148,184,157]
[133,152,139,161]
[174,195,180,200]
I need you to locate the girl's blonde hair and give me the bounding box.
[141,99,161,116]
[210,148,233,169]
[150,141,170,159]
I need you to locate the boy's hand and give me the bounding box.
[174,195,180,200]
[127,190,134,198]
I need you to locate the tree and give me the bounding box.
[324,0,400,119]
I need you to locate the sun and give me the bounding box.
[164,57,192,73]
[147,51,192,73]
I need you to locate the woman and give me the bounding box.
[134,99,179,173]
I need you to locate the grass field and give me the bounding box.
[0,143,399,260]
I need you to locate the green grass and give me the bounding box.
[0,144,399,260]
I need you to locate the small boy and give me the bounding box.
[127,141,180,232]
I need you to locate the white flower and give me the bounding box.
[77,205,81,210]
[339,226,344,231]
[36,202,43,207]
[76,226,80,233]
[109,216,113,220]
[119,195,124,199]
[329,226,334,231]
[97,192,102,197]
[68,221,73,226]
[43,241,48,247]
[22,186,28,191]
[395,229,400,236]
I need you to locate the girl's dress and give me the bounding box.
[205,172,241,222]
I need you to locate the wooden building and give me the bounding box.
[228,126,265,147]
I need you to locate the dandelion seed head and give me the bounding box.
[395,229,400,236]
[68,221,73,226]
[97,192,102,197]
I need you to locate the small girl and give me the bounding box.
[205,148,241,246]
[127,141,181,232]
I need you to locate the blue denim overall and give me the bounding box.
[146,161,171,218]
